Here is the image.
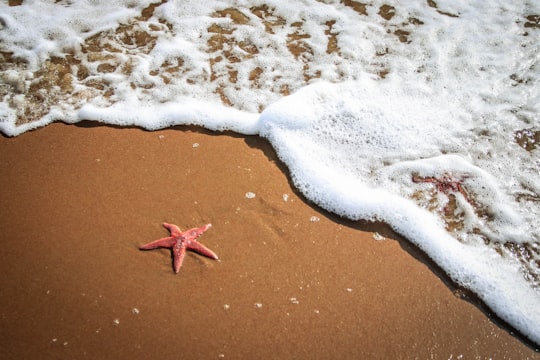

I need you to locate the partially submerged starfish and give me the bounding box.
[412,173,473,205]
[140,223,218,273]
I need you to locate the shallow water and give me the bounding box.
[1,0,539,345]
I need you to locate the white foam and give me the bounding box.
[259,78,540,343]
[78,100,259,134]
[0,0,154,68]
[1,0,539,346]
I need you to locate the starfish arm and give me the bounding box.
[139,236,176,250]
[163,223,182,237]
[173,244,187,274]
[184,223,212,238]
[457,184,474,204]
[187,240,219,260]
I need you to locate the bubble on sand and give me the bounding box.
[289,297,299,305]
[373,232,385,241]
[245,192,256,199]
[113,318,120,326]
[309,216,320,222]
[254,302,263,309]
[132,308,140,315]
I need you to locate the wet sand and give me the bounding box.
[0,122,538,359]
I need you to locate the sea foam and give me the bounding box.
[258,77,540,344]
[1,0,539,346]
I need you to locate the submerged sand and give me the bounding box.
[0,123,538,359]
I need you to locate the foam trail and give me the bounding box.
[0,104,73,137]
[78,101,260,135]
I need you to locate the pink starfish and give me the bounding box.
[140,223,218,273]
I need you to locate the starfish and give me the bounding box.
[140,223,218,273]
[412,173,473,204]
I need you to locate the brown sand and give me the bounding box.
[0,122,538,359]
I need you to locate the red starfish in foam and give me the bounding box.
[412,173,474,205]
[140,223,218,273]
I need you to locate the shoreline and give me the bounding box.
[0,122,538,359]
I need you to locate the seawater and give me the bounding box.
[1,0,539,346]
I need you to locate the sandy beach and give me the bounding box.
[0,122,538,359]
